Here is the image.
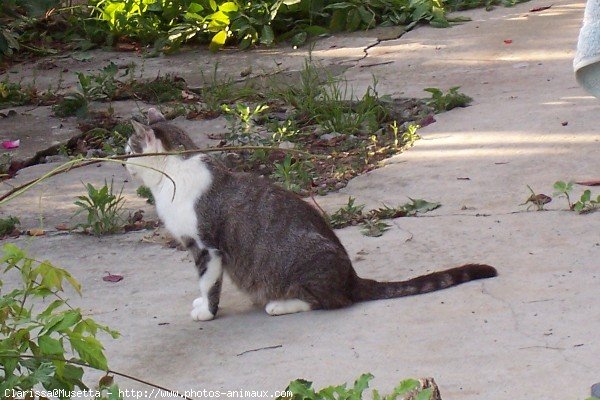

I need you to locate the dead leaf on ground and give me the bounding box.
[27,228,45,236]
[530,4,553,12]
[576,180,600,186]
[418,114,436,127]
[102,273,123,283]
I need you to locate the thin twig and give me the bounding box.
[0,146,318,204]
[236,344,282,356]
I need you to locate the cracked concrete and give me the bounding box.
[1,0,599,399]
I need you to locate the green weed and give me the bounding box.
[553,181,574,209]
[360,218,391,237]
[197,63,237,112]
[553,181,599,213]
[573,190,599,214]
[328,196,366,228]
[0,243,120,396]
[327,196,440,236]
[77,62,119,101]
[424,86,472,112]
[0,215,19,236]
[446,0,527,11]
[129,75,185,103]
[136,185,155,205]
[87,0,455,52]
[52,93,88,118]
[223,103,269,135]
[74,180,126,235]
[277,373,434,400]
[0,80,29,106]
[272,154,313,193]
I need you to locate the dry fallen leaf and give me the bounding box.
[98,375,114,387]
[576,180,600,186]
[102,273,123,283]
[504,39,513,44]
[27,228,45,236]
[530,4,552,12]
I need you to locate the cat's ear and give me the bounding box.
[147,108,166,125]
[131,120,157,147]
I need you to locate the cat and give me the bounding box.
[125,108,497,321]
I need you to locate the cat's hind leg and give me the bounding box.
[265,299,311,316]
[266,280,353,316]
[183,237,223,321]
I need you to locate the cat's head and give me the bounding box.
[125,108,175,182]
[126,108,174,156]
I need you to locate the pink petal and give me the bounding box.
[2,140,20,149]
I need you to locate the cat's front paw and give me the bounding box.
[191,305,215,321]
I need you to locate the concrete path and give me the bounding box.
[1,1,598,399]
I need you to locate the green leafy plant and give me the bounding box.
[136,185,155,205]
[52,93,89,118]
[400,123,421,148]
[197,63,237,112]
[360,219,391,237]
[276,65,388,136]
[0,243,120,395]
[74,180,126,235]
[0,216,20,236]
[553,180,573,209]
[0,28,20,58]
[77,62,119,101]
[0,80,28,107]
[398,198,441,216]
[552,180,598,213]
[88,0,458,52]
[327,196,440,236]
[572,190,599,214]
[129,75,185,103]
[272,154,313,193]
[277,373,435,400]
[424,86,472,112]
[446,0,526,11]
[328,196,366,228]
[223,103,269,135]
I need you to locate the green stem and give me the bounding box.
[0,146,319,205]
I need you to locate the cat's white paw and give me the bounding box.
[192,297,205,308]
[190,305,214,321]
[265,299,311,316]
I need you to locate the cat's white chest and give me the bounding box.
[153,157,212,242]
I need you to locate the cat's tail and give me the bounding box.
[351,264,497,302]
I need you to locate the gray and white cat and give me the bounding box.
[125,109,497,321]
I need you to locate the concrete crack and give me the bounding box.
[351,28,407,69]
[481,283,550,348]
